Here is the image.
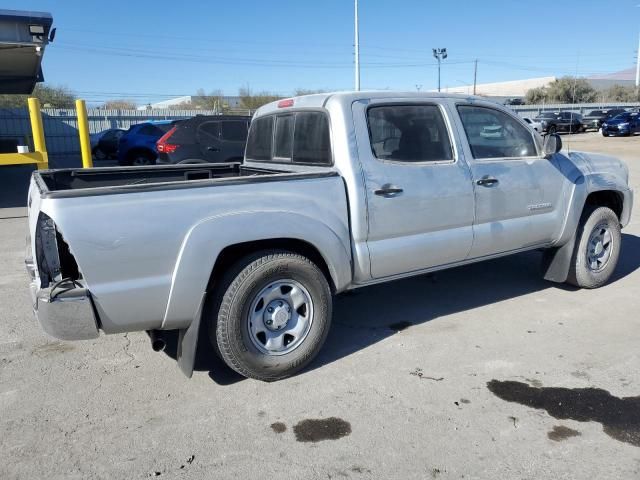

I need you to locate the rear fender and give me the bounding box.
[170,211,351,377]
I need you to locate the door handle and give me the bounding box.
[476,176,499,187]
[207,146,220,152]
[374,184,404,197]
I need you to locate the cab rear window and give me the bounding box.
[246,111,331,165]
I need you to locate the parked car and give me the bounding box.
[522,117,542,133]
[504,98,525,106]
[90,128,125,160]
[156,115,251,164]
[533,111,584,134]
[117,120,181,166]
[26,92,633,382]
[582,109,627,131]
[602,111,640,137]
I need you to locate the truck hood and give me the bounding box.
[567,151,630,187]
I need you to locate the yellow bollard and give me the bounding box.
[76,99,93,168]
[27,97,48,169]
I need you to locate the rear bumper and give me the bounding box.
[27,259,99,340]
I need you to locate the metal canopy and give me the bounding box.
[0,9,53,94]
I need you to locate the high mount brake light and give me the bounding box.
[277,99,294,108]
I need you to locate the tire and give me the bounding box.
[548,125,557,134]
[210,250,332,381]
[567,206,621,289]
[129,151,155,166]
[602,130,608,137]
[92,147,107,160]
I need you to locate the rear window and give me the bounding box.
[245,116,273,160]
[588,110,605,116]
[220,121,249,142]
[245,111,331,165]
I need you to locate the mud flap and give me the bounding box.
[540,233,576,283]
[176,295,206,378]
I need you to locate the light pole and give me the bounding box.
[432,48,447,92]
[354,0,360,91]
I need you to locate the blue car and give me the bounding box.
[117,120,181,166]
[602,112,640,137]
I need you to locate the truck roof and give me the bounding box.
[255,90,482,117]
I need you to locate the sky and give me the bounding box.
[14,0,640,105]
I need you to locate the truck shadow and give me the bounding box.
[162,233,640,385]
[310,233,640,374]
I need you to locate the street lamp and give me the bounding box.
[432,47,447,92]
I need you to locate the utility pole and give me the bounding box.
[636,31,640,99]
[432,48,447,92]
[473,59,478,95]
[354,0,360,91]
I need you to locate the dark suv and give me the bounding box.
[156,115,251,164]
[533,111,584,134]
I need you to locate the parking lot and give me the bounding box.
[1,132,639,479]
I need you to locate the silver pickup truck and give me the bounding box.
[25,92,633,381]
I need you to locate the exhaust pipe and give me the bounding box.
[147,330,166,352]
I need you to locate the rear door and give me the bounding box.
[219,120,249,161]
[454,103,567,257]
[196,121,222,162]
[352,100,475,279]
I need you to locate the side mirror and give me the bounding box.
[543,133,562,158]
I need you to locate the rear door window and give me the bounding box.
[220,121,249,142]
[367,105,453,162]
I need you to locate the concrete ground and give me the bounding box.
[1,132,639,479]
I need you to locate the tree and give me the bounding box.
[238,87,281,109]
[603,84,638,102]
[526,77,597,104]
[102,99,137,110]
[525,86,549,104]
[0,84,76,108]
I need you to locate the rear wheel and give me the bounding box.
[210,250,332,381]
[92,147,107,160]
[567,206,621,288]
[602,130,609,137]
[548,125,557,135]
[130,152,155,166]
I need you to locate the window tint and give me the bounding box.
[199,121,220,137]
[293,112,331,164]
[245,116,273,160]
[274,115,294,159]
[220,121,248,142]
[246,112,331,165]
[457,105,537,159]
[367,105,452,162]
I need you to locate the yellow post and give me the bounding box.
[76,99,93,168]
[27,97,48,169]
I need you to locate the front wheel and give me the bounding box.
[567,206,621,288]
[210,250,332,381]
[548,125,557,135]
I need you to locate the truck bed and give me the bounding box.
[33,163,333,198]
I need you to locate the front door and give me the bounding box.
[454,103,567,258]
[352,100,475,279]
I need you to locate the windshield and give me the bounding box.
[588,110,604,116]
